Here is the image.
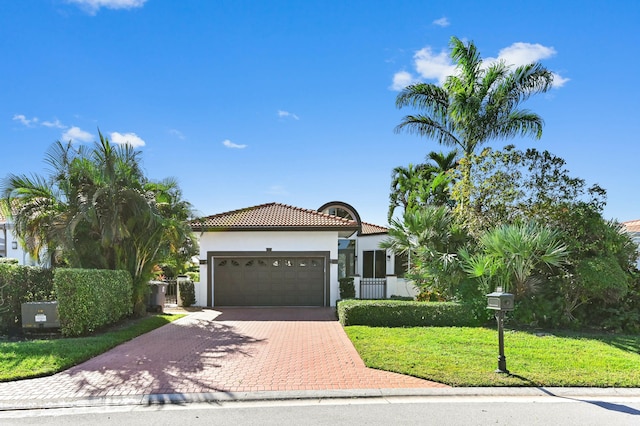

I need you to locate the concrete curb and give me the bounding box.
[2,387,640,411]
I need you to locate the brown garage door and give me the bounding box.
[213,256,325,306]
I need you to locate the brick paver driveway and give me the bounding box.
[0,308,446,403]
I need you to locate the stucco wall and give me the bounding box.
[197,230,340,307]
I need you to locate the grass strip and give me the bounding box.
[0,314,184,382]
[345,326,640,387]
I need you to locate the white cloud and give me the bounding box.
[222,139,247,149]
[392,41,567,90]
[413,47,456,85]
[42,119,66,129]
[67,0,147,15]
[62,126,93,143]
[390,70,419,91]
[433,17,450,27]
[496,42,557,67]
[551,72,570,88]
[110,131,146,147]
[169,129,185,140]
[13,114,38,127]
[277,110,299,120]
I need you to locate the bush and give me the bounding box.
[179,279,196,307]
[0,264,55,334]
[185,271,200,283]
[0,258,19,265]
[339,277,355,299]
[337,299,480,327]
[54,269,133,336]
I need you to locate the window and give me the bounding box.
[338,239,356,278]
[363,250,386,278]
[394,252,408,278]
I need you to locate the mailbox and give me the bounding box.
[486,291,514,311]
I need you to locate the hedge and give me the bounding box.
[54,268,133,336]
[0,263,55,333]
[337,299,480,327]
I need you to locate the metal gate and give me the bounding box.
[360,278,386,299]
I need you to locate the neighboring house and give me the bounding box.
[622,219,640,267]
[0,210,40,266]
[190,201,418,308]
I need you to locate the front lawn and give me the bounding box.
[345,326,640,387]
[0,313,184,382]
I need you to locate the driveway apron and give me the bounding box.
[0,308,447,403]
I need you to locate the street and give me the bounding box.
[1,395,639,425]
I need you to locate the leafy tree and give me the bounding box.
[451,145,607,236]
[395,36,554,207]
[1,133,196,316]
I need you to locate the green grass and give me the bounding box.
[345,326,640,387]
[0,314,184,382]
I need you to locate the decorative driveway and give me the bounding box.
[0,308,447,404]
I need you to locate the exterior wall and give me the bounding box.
[197,230,340,307]
[355,233,391,276]
[0,222,38,266]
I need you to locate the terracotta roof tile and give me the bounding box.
[191,202,359,231]
[360,222,388,235]
[623,219,640,234]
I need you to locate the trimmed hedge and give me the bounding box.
[339,277,355,299]
[54,269,133,336]
[179,279,196,307]
[337,299,480,327]
[0,264,55,333]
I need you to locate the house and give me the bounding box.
[622,219,640,268]
[190,201,419,307]
[0,210,37,265]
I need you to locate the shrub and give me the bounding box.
[339,277,355,299]
[54,269,133,336]
[0,264,55,334]
[185,271,200,283]
[0,258,19,265]
[337,299,480,327]
[179,279,196,307]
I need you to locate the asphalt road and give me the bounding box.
[2,395,640,425]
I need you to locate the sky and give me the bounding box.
[1,0,639,227]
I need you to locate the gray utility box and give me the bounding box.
[486,291,515,311]
[21,301,60,329]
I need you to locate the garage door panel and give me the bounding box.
[214,255,325,306]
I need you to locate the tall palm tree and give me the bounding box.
[395,36,554,207]
[2,133,196,316]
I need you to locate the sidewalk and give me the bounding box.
[2,308,639,411]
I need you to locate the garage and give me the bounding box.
[213,254,326,306]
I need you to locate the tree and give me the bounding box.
[381,205,469,299]
[387,150,458,221]
[395,36,554,207]
[1,133,196,316]
[460,221,568,299]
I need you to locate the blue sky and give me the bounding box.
[2,0,639,227]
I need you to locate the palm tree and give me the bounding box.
[381,205,469,297]
[395,36,554,207]
[460,221,568,298]
[2,133,196,316]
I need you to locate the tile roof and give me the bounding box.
[360,222,388,235]
[191,202,360,232]
[623,219,640,233]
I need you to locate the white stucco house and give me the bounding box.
[0,211,38,265]
[190,201,418,307]
[622,219,640,268]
